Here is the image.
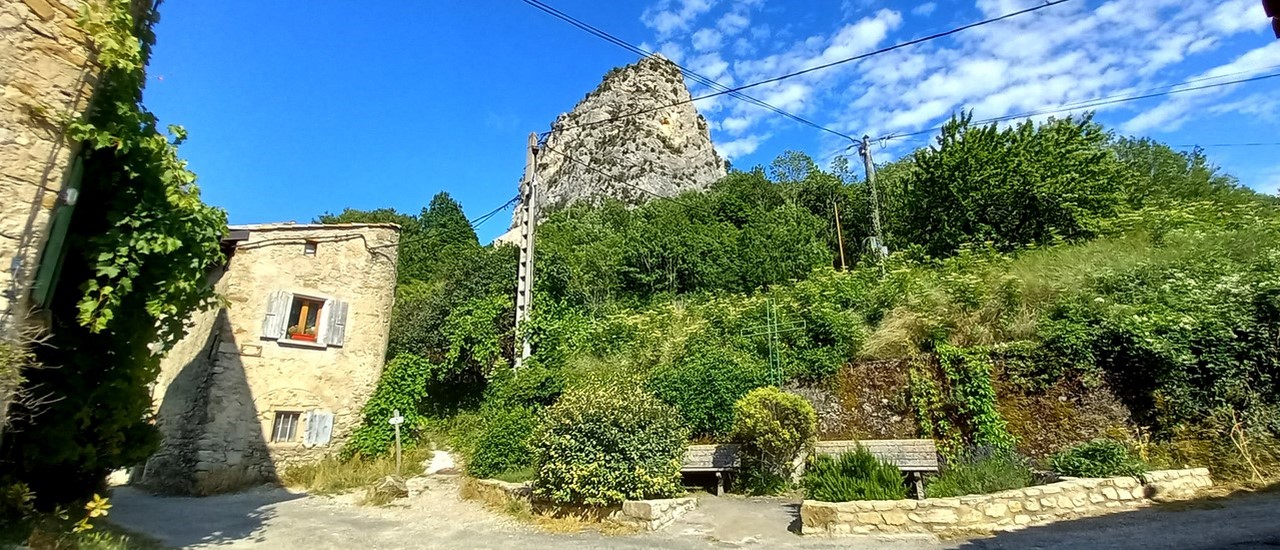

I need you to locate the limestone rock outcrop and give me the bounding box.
[515,55,726,225]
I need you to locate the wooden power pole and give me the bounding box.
[833,200,847,270]
[513,133,539,369]
[860,135,888,259]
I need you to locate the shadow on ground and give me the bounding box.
[955,484,1280,550]
[109,486,304,547]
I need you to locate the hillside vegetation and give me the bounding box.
[329,114,1280,483]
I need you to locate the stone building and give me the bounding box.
[138,223,399,495]
[0,0,99,428]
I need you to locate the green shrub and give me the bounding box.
[927,449,1034,498]
[731,387,817,494]
[343,354,434,460]
[468,407,538,479]
[648,343,769,438]
[533,378,689,505]
[803,448,907,502]
[1050,439,1147,479]
[485,365,565,409]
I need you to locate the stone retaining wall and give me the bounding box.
[460,478,696,531]
[801,468,1212,536]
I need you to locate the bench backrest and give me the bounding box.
[814,439,939,472]
[682,444,741,470]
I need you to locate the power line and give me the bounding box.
[370,195,520,250]
[882,71,1280,141]
[1177,142,1280,148]
[556,0,1077,133]
[518,0,858,143]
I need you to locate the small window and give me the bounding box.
[271,411,300,442]
[303,241,318,256]
[286,296,324,342]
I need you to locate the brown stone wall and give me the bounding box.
[0,0,96,337]
[800,468,1213,536]
[141,224,400,494]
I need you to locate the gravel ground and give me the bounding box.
[107,476,1280,550]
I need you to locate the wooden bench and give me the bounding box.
[681,444,741,496]
[814,439,940,499]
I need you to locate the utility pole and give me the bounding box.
[833,200,847,270]
[513,132,539,370]
[860,135,888,260]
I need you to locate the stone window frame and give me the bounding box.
[262,289,349,348]
[270,410,302,443]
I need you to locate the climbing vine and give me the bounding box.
[66,0,228,349]
[0,0,227,506]
[909,345,1015,458]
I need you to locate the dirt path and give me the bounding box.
[108,477,1280,549]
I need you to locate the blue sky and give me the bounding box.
[144,0,1280,242]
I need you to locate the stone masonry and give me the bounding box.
[0,0,96,338]
[800,468,1213,536]
[139,223,399,495]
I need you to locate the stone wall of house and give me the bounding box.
[800,468,1213,536]
[139,223,400,494]
[0,0,96,338]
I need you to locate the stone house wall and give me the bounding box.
[0,0,96,339]
[139,223,399,494]
[800,468,1213,536]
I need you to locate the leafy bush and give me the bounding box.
[731,387,817,494]
[343,354,434,459]
[926,449,1034,498]
[467,407,538,479]
[1050,439,1147,479]
[648,342,769,438]
[533,378,689,505]
[803,448,907,502]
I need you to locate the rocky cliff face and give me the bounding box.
[515,55,727,225]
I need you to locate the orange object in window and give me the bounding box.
[286,297,324,341]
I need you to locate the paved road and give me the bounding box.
[108,477,1280,549]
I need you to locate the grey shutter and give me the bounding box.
[303,410,318,447]
[261,290,291,339]
[314,411,334,446]
[324,300,349,347]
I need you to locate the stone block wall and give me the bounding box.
[0,0,96,337]
[461,478,697,531]
[800,468,1212,536]
[139,224,400,494]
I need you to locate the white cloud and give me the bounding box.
[912,3,937,17]
[640,0,1273,161]
[692,28,723,51]
[717,134,766,159]
[642,0,716,39]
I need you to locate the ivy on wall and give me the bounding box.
[0,0,227,506]
[909,345,1016,458]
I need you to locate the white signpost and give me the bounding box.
[389,409,405,475]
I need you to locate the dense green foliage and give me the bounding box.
[338,111,1279,497]
[532,379,688,505]
[1,0,227,506]
[731,387,817,494]
[926,450,1033,498]
[344,354,435,459]
[1050,439,1148,479]
[803,448,908,502]
[467,407,537,479]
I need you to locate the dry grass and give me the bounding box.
[280,448,432,496]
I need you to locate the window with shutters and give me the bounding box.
[262,290,349,347]
[271,411,301,442]
[285,296,324,342]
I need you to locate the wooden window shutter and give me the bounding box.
[31,155,84,309]
[303,410,318,447]
[324,300,349,347]
[261,290,291,339]
[314,411,334,446]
